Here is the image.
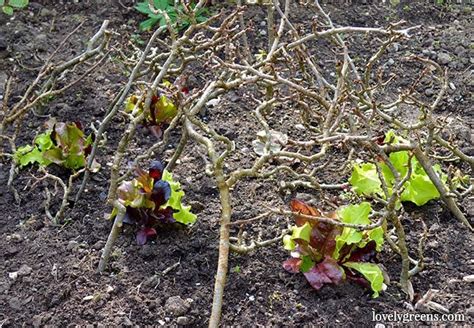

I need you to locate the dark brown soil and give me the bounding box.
[0,1,473,327]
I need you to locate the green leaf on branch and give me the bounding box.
[125,92,178,139]
[35,132,54,151]
[139,17,160,31]
[14,145,48,167]
[343,262,385,297]
[451,169,470,190]
[154,95,178,123]
[338,202,372,225]
[388,151,410,177]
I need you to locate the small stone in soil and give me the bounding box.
[295,124,305,131]
[5,245,19,256]
[32,314,43,328]
[18,264,32,276]
[389,42,400,52]
[92,240,105,250]
[189,200,205,213]
[39,8,55,17]
[8,297,22,310]
[67,240,79,251]
[429,223,440,233]
[139,245,155,259]
[177,316,190,325]
[454,45,464,56]
[424,88,435,97]
[462,275,474,282]
[122,317,133,326]
[165,296,191,316]
[9,233,22,243]
[437,52,452,65]
[467,306,474,317]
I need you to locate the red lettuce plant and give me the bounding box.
[124,76,191,138]
[283,199,386,297]
[111,160,197,245]
[125,93,177,138]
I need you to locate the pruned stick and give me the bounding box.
[98,201,126,273]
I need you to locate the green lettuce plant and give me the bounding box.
[14,119,95,171]
[349,131,449,206]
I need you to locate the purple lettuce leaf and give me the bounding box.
[152,206,176,224]
[303,257,345,290]
[283,258,302,273]
[345,240,377,263]
[136,227,157,245]
[151,180,171,207]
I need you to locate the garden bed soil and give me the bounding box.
[0,1,473,327]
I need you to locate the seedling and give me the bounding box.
[135,0,208,31]
[254,49,267,62]
[283,200,386,297]
[14,119,96,171]
[110,160,197,245]
[1,0,28,15]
